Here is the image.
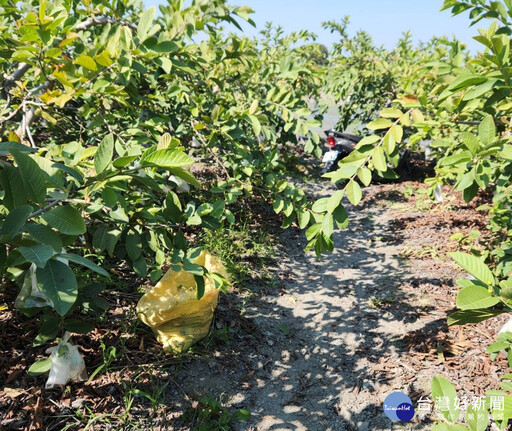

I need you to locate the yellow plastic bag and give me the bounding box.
[136,250,227,352]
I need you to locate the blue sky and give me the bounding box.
[146,0,483,51]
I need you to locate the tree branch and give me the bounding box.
[3,62,31,94]
[75,16,137,31]
[27,199,62,220]
[15,80,53,146]
[454,120,481,126]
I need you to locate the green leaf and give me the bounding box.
[487,341,509,353]
[273,196,284,214]
[183,260,205,276]
[169,168,201,188]
[494,394,512,425]
[64,319,95,334]
[323,165,357,182]
[157,133,173,149]
[327,190,344,213]
[450,252,494,285]
[235,408,251,422]
[93,226,121,256]
[447,74,487,92]
[126,231,142,261]
[31,155,64,188]
[120,27,133,51]
[380,108,403,118]
[195,274,205,300]
[39,0,46,21]
[345,180,362,205]
[94,134,114,174]
[411,109,425,124]
[440,152,472,167]
[233,5,254,22]
[297,210,310,229]
[389,125,403,143]
[478,115,496,147]
[163,192,183,223]
[0,142,36,156]
[141,149,193,169]
[59,253,109,277]
[367,118,392,130]
[357,168,372,186]
[1,205,33,238]
[113,155,138,168]
[305,223,321,240]
[11,149,47,205]
[153,41,179,53]
[431,376,460,423]
[137,7,155,41]
[461,132,480,156]
[355,135,380,148]
[42,206,85,236]
[456,285,500,310]
[24,224,62,252]
[185,212,200,226]
[75,55,97,71]
[155,56,172,74]
[462,182,479,203]
[0,164,28,210]
[322,213,334,237]
[37,259,78,316]
[202,215,221,230]
[244,114,261,135]
[456,170,475,192]
[133,255,147,278]
[382,134,396,155]
[150,269,163,282]
[501,280,512,299]
[34,315,60,346]
[333,205,349,229]
[130,174,162,192]
[101,188,118,208]
[463,79,496,101]
[447,309,505,326]
[278,324,291,334]
[51,163,83,184]
[28,358,52,376]
[94,50,113,67]
[372,147,387,172]
[311,197,329,213]
[18,245,54,268]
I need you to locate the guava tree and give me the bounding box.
[0,0,326,344]
[319,0,512,334]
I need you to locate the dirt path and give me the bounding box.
[229,183,428,430]
[240,214,400,428]
[174,181,506,431]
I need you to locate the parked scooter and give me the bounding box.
[321,129,361,174]
[320,130,440,193]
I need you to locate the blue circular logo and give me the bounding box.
[383,392,415,421]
